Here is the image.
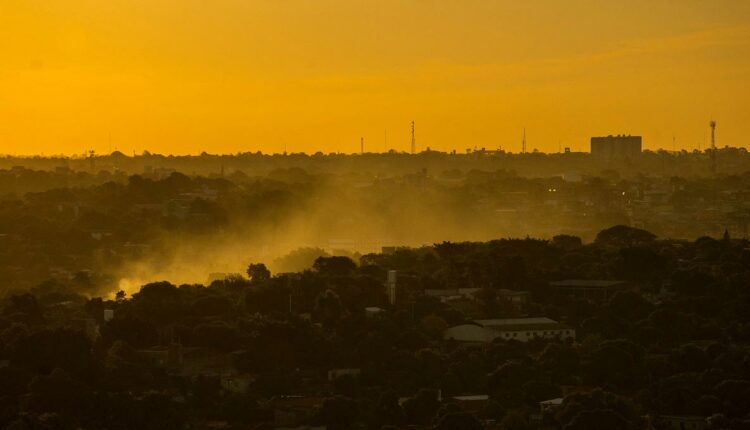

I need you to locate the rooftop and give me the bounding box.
[540,398,563,406]
[549,280,626,288]
[476,317,557,326]
[453,395,490,401]
[473,318,571,332]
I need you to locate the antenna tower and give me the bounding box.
[709,120,717,175]
[410,121,416,154]
[522,128,526,154]
[88,150,96,171]
[360,137,364,155]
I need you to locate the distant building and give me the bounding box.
[497,289,531,309]
[657,415,709,430]
[444,318,575,343]
[364,306,384,318]
[451,395,490,412]
[424,287,519,304]
[327,368,361,381]
[539,397,563,414]
[590,135,642,159]
[424,289,463,302]
[386,270,397,305]
[549,279,630,302]
[562,171,582,183]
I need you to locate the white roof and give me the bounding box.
[475,318,557,326]
[453,395,489,401]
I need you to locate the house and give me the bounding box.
[658,416,708,430]
[327,368,361,381]
[444,318,575,343]
[425,288,484,303]
[539,397,563,414]
[497,289,530,309]
[536,397,564,430]
[365,307,384,318]
[451,395,489,412]
[457,288,483,299]
[424,289,462,302]
[549,279,630,302]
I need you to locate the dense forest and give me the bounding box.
[1,225,749,429]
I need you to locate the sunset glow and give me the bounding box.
[1,0,749,155]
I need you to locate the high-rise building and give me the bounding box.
[386,270,397,305]
[590,135,642,159]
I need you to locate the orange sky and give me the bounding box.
[1,0,749,155]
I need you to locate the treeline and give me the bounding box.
[2,145,750,178]
[1,226,749,429]
[2,166,750,293]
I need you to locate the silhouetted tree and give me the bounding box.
[247,263,271,284]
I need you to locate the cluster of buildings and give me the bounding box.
[444,318,575,343]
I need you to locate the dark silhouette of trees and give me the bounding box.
[316,396,359,430]
[313,256,357,277]
[595,225,656,248]
[434,411,483,430]
[246,263,271,284]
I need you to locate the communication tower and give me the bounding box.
[410,121,416,154]
[522,128,526,154]
[709,120,717,175]
[88,150,96,171]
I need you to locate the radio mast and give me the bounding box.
[709,120,717,175]
[410,121,416,154]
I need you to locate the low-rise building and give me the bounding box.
[327,368,361,381]
[444,318,575,343]
[658,415,708,430]
[539,397,563,414]
[549,279,630,302]
[452,395,489,413]
[364,307,384,318]
[497,289,531,309]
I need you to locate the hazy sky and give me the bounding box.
[1,0,749,155]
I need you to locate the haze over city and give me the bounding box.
[2,0,750,155]
[2,2,750,430]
